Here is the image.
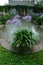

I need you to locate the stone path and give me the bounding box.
[0,38,43,52]
[0,38,12,50]
[34,38,43,52]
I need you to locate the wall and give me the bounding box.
[9,0,34,6]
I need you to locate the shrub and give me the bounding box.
[30,14,38,21]
[36,17,43,26]
[0,15,7,25]
[5,14,13,20]
[0,14,13,25]
[12,29,38,53]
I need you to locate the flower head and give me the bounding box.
[14,15,20,19]
[23,15,32,21]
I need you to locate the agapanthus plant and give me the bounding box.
[23,15,32,21]
[15,20,21,25]
[14,14,20,19]
[12,29,39,53]
[7,14,21,25]
[7,18,21,25]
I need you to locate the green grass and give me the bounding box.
[0,45,43,65]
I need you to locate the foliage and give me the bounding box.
[36,17,43,26]
[23,15,32,21]
[0,5,16,12]
[0,15,7,25]
[5,14,13,20]
[0,5,28,13]
[30,14,38,21]
[0,5,43,13]
[29,6,43,13]
[0,14,13,25]
[12,29,38,53]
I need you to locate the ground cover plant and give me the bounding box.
[0,45,43,65]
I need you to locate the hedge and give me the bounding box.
[0,5,43,13]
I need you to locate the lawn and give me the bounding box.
[0,45,43,65]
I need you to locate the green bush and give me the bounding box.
[0,14,13,25]
[12,29,38,53]
[0,15,7,25]
[5,14,13,20]
[36,17,43,26]
[30,14,38,21]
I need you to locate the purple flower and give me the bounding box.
[14,15,20,19]
[7,18,22,25]
[23,15,32,21]
[7,18,21,24]
[15,21,21,25]
[12,19,21,24]
[7,20,12,23]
